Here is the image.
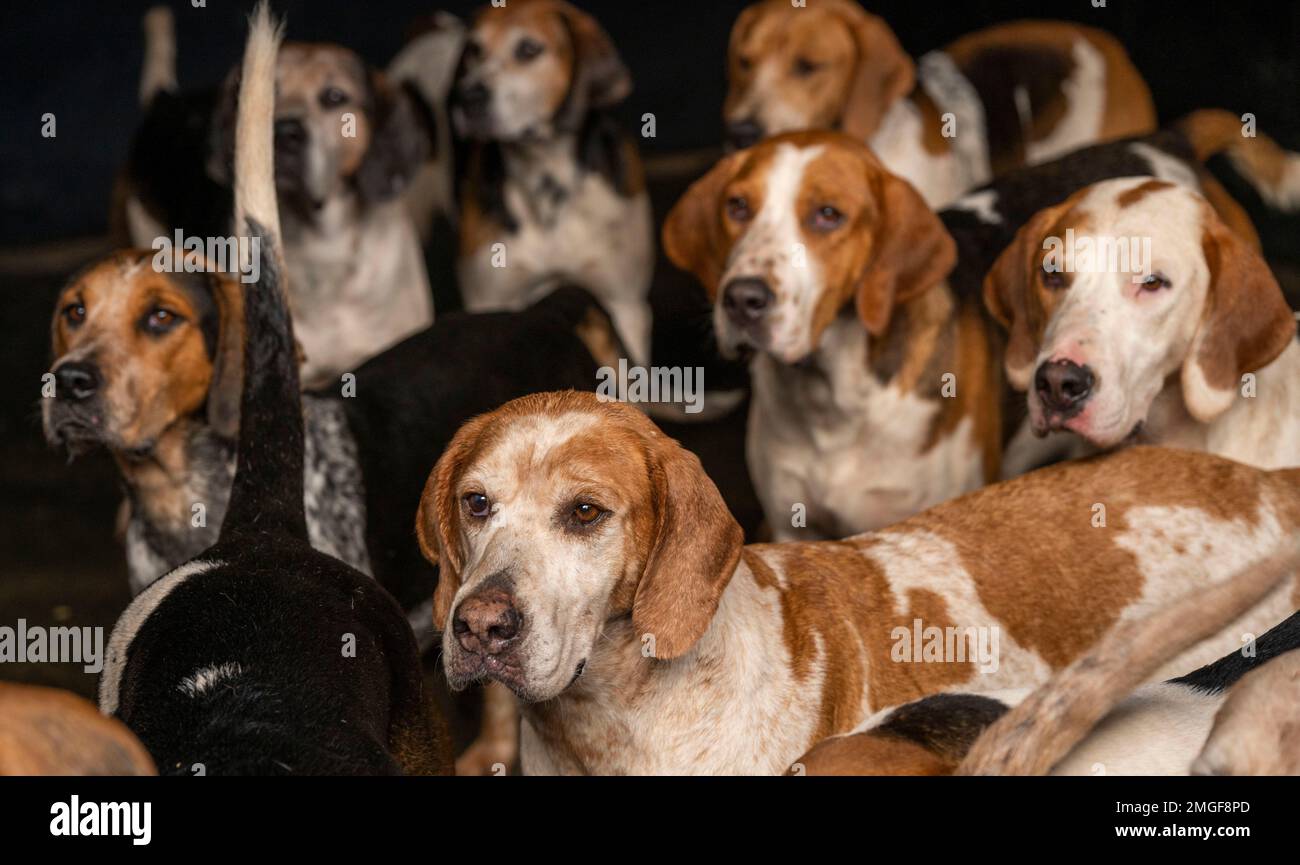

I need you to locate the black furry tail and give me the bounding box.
[219,3,307,544]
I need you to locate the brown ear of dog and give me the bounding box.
[415,413,495,631]
[661,150,747,296]
[854,160,957,337]
[833,1,916,141]
[982,198,1075,391]
[632,428,744,661]
[553,0,633,128]
[0,684,156,776]
[355,73,434,204]
[1181,209,1296,423]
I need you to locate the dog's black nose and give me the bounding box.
[459,82,490,114]
[453,588,522,656]
[1035,359,1094,418]
[721,277,774,326]
[726,118,764,150]
[54,361,100,402]
[274,117,306,151]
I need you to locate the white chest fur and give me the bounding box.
[747,317,984,539]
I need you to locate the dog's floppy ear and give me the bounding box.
[632,432,744,660]
[416,415,490,630]
[554,1,632,130]
[355,73,434,204]
[1181,211,1295,422]
[982,199,1071,391]
[205,274,245,440]
[206,66,241,186]
[854,162,955,336]
[837,4,915,141]
[662,150,747,296]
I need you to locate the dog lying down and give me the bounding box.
[99,4,449,775]
[416,388,1300,774]
[796,537,1300,776]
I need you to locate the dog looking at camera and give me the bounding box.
[451,0,655,366]
[121,7,437,388]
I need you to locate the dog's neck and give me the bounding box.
[1144,339,1300,469]
[499,132,582,225]
[520,557,814,775]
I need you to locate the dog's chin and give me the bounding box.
[44,416,108,460]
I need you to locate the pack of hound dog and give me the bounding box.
[13,0,1300,776]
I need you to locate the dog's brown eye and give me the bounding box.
[464,492,490,518]
[319,87,348,109]
[726,196,752,223]
[810,205,844,232]
[515,37,543,62]
[143,308,181,334]
[1040,265,1067,290]
[1136,272,1171,292]
[572,502,604,525]
[62,302,86,326]
[793,57,821,77]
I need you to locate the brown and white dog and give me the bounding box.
[416,389,1300,774]
[724,0,1156,206]
[664,130,990,538]
[124,9,436,388]
[984,177,1300,471]
[0,683,156,776]
[793,535,1300,776]
[452,0,655,365]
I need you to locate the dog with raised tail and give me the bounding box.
[99,4,450,775]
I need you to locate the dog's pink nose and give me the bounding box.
[453,589,522,656]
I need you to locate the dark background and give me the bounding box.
[2,0,1299,244]
[1,1,1298,702]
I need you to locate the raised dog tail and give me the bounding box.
[1177,108,1300,211]
[957,534,1300,775]
[139,6,177,107]
[218,2,307,545]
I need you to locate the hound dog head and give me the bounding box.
[984,177,1296,448]
[451,0,632,142]
[724,0,914,149]
[210,42,430,214]
[663,130,955,364]
[43,250,243,457]
[416,391,743,702]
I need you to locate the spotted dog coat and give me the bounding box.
[724,1,1157,206]
[417,390,1300,775]
[452,0,654,365]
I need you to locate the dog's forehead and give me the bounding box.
[474,2,568,51]
[1076,178,1205,255]
[277,43,367,90]
[743,2,849,53]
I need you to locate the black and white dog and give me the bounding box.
[99,6,449,775]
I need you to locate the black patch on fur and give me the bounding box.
[1171,610,1300,694]
[577,110,638,198]
[875,693,1011,761]
[957,45,1077,175]
[127,87,233,241]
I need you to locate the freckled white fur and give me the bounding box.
[748,315,984,540]
[100,558,220,715]
[1114,502,1293,676]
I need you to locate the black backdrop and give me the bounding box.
[2,0,1298,245]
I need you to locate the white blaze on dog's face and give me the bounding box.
[985,178,1295,449]
[416,392,742,703]
[663,130,955,365]
[453,0,631,142]
[723,0,914,149]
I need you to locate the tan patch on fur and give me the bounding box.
[0,684,155,775]
[573,305,622,370]
[1116,178,1174,209]
[795,730,952,775]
